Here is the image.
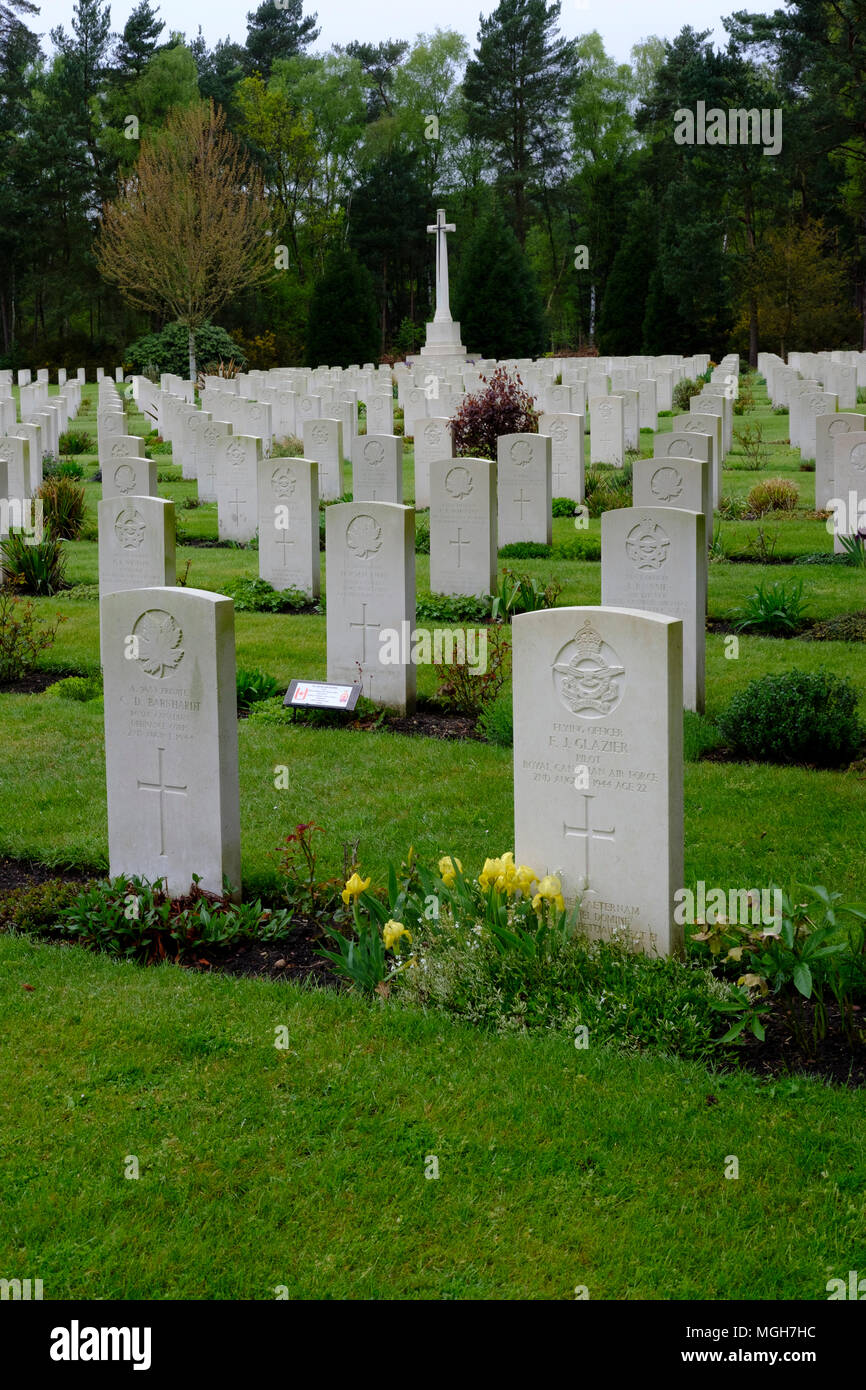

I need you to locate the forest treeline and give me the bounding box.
[1,0,864,367]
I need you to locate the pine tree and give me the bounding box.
[453,205,546,358]
[114,1,164,79]
[244,0,319,80]
[597,207,657,355]
[463,0,576,246]
[305,248,380,368]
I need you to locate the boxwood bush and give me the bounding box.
[718,670,863,767]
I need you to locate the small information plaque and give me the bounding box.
[283,679,362,712]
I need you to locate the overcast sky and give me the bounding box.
[38,0,784,66]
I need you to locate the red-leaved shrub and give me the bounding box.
[450,366,539,460]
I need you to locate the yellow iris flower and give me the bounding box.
[438,856,463,887]
[383,920,412,951]
[532,874,565,912]
[341,871,371,904]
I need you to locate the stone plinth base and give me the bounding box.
[419,319,467,359]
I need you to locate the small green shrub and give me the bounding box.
[58,429,94,456]
[434,623,510,717]
[56,875,293,964]
[236,667,282,710]
[54,582,100,600]
[552,496,578,517]
[498,541,551,558]
[673,377,700,412]
[223,578,316,613]
[415,514,430,554]
[37,477,86,540]
[0,878,97,934]
[553,534,601,561]
[0,532,68,595]
[735,421,770,470]
[0,587,67,680]
[416,593,491,623]
[717,669,863,766]
[733,579,808,634]
[476,692,513,746]
[45,674,102,702]
[245,695,291,726]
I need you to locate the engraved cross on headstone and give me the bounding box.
[229,489,245,525]
[349,602,380,663]
[137,746,188,857]
[564,794,616,883]
[274,531,295,564]
[449,526,471,568]
[514,488,532,519]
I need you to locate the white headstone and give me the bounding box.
[216,434,261,543]
[366,392,394,435]
[590,395,624,466]
[539,412,585,502]
[430,457,497,598]
[325,501,416,711]
[601,507,706,713]
[512,605,684,954]
[413,417,453,510]
[816,412,864,510]
[258,457,320,597]
[831,432,866,553]
[497,433,553,545]
[674,416,720,506]
[98,496,176,650]
[102,456,159,501]
[634,454,710,522]
[352,435,403,503]
[303,418,343,502]
[101,587,242,898]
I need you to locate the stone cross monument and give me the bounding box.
[420,209,467,359]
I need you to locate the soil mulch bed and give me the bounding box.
[0,668,84,696]
[730,996,866,1089]
[0,855,97,891]
[184,915,340,989]
[706,613,865,641]
[353,708,481,740]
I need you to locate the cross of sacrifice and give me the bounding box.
[564,794,616,883]
[349,603,380,663]
[427,208,456,323]
[137,747,188,856]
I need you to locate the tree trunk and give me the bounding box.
[188,326,196,383]
[749,293,758,369]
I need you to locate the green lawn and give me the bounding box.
[1,932,864,1300]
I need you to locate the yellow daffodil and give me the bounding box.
[383,920,412,951]
[438,856,463,887]
[341,871,371,905]
[532,874,565,913]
